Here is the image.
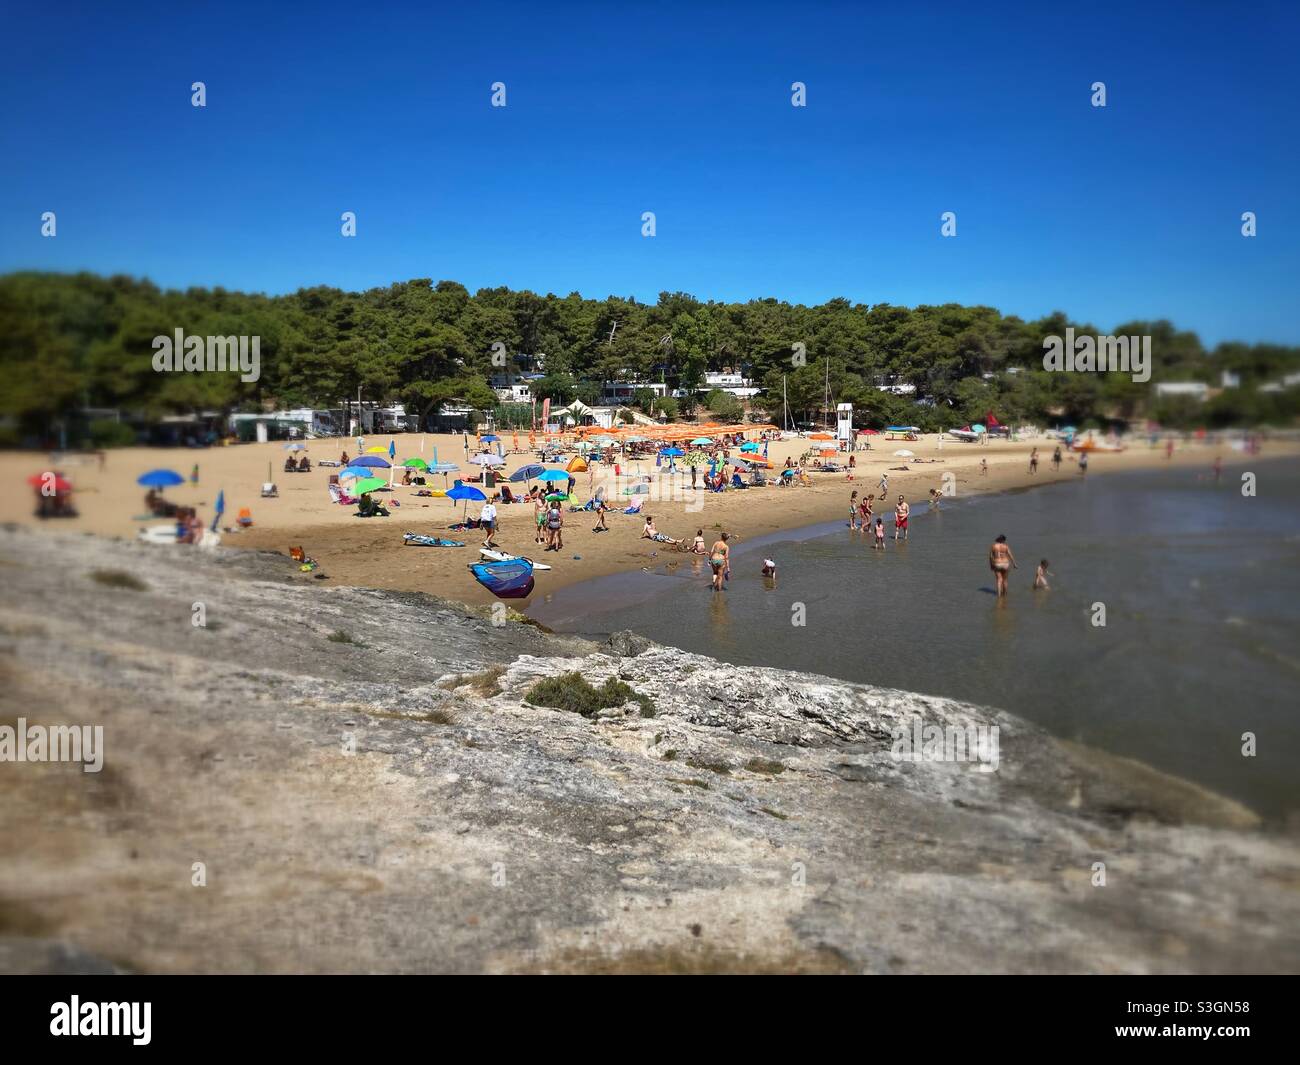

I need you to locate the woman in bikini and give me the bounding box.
[709,532,731,591]
[988,534,1017,598]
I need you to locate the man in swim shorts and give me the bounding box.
[894,495,910,541]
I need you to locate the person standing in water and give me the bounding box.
[709,532,731,591]
[1052,446,1062,471]
[848,490,860,530]
[1078,451,1088,476]
[1033,559,1051,590]
[1213,455,1223,482]
[1028,448,1038,475]
[894,495,910,541]
[879,472,889,496]
[989,534,1017,597]
[873,516,886,550]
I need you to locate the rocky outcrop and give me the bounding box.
[0,527,1296,974]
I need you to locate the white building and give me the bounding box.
[1154,382,1210,401]
[702,371,761,399]
[600,381,667,405]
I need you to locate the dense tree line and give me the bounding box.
[2,270,1297,445]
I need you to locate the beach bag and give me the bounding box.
[546,507,561,529]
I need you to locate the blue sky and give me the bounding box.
[2,1,1297,346]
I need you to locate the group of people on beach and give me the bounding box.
[988,535,1052,598]
[847,490,911,547]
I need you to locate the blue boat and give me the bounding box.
[469,558,535,599]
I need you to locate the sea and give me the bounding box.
[529,457,1300,821]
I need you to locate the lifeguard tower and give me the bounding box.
[836,402,853,451]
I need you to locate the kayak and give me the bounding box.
[479,548,552,571]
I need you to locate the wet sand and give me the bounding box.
[1,432,1284,607]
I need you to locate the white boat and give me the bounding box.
[479,548,552,571]
[947,429,980,442]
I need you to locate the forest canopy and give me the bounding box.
[2,270,1297,443]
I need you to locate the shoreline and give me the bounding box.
[1,434,1291,609]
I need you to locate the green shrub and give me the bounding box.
[90,569,147,591]
[88,419,138,448]
[525,672,656,719]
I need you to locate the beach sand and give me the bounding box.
[1,432,1281,607]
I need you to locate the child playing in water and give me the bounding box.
[1034,559,1051,590]
[761,558,777,578]
[873,516,885,550]
[848,490,859,530]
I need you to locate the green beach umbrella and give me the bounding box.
[403,457,429,470]
[354,477,387,494]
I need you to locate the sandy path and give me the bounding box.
[0,431,1280,607]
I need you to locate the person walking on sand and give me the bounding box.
[879,472,889,496]
[544,499,564,551]
[533,494,547,545]
[894,495,910,541]
[980,457,988,476]
[709,532,731,591]
[1078,451,1088,476]
[1029,448,1038,475]
[480,499,498,548]
[988,534,1017,598]
[1052,446,1062,471]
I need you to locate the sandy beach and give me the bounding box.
[1,432,1284,608]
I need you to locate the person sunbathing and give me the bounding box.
[284,458,298,473]
[297,456,311,471]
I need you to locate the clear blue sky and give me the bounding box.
[2,1,1297,346]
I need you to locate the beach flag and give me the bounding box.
[389,440,396,459]
[211,489,225,532]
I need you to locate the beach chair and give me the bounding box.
[261,482,278,498]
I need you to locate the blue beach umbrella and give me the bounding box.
[510,464,546,483]
[352,455,390,468]
[739,441,760,452]
[447,480,487,519]
[138,469,185,488]
[537,468,569,482]
[480,433,499,442]
[339,466,373,480]
[659,447,685,458]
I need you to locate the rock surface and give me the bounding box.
[0,527,1296,973]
